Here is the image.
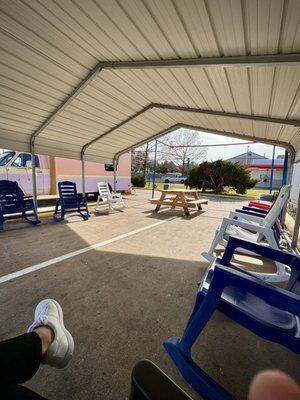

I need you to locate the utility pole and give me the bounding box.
[187,157,190,172]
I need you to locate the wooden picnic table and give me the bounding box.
[150,189,208,216]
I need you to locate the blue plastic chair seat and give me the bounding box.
[202,267,298,332]
[221,286,297,331]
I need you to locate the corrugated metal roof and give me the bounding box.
[1,0,300,163]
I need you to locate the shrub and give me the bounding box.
[186,160,257,195]
[131,175,145,187]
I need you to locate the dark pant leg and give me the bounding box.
[0,332,42,387]
[0,332,46,399]
[1,384,47,400]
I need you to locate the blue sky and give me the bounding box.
[200,131,285,161]
[150,129,286,162]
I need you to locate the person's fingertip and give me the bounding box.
[248,370,300,400]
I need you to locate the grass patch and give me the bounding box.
[144,182,276,200]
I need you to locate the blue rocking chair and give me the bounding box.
[53,181,89,221]
[164,237,300,400]
[0,180,41,230]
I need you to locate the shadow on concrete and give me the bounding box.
[0,198,298,400]
[1,244,299,400]
[142,208,206,220]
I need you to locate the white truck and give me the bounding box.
[163,172,187,184]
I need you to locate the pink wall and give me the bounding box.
[54,152,131,193]
[55,153,131,176]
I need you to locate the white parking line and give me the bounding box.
[0,216,177,284]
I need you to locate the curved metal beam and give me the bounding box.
[98,53,300,69]
[114,123,295,161]
[30,64,103,150]
[31,53,300,152]
[151,104,300,127]
[81,104,155,156]
[82,103,299,156]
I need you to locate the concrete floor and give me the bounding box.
[0,190,299,399]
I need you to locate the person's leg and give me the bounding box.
[0,332,42,387]
[1,383,47,400]
[0,326,54,388]
[0,299,74,399]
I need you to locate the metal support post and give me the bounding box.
[113,157,118,192]
[31,150,38,211]
[81,156,86,197]
[269,145,276,194]
[291,189,300,250]
[151,140,158,199]
[282,150,289,185]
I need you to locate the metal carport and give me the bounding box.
[0,0,300,244]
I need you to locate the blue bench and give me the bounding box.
[53,181,89,221]
[164,237,300,400]
[0,180,40,230]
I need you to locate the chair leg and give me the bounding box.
[78,206,89,220]
[24,213,41,225]
[54,200,59,215]
[60,209,65,221]
[0,212,4,230]
[53,200,64,221]
[202,224,226,261]
[95,196,101,211]
[251,231,290,282]
[23,205,41,225]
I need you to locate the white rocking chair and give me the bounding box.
[202,185,291,282]
[95,182,125,213]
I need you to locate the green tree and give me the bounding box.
[156,160,180,174]
[186,160,257,195]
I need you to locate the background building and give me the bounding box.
[227,151,284,189]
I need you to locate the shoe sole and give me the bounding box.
[41,299,74,368]
[52,299,74,368]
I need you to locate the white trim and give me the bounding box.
[0,217,177,284]
[57,174,131,179]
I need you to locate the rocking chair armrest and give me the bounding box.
[22,197,35,207]
[242,206,269,215]
[235,209,267,218]
[220,237,300,271]
[221,217,269,234]
[229,211,265,223]
[211,264,300,315]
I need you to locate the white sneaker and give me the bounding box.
[28,299,74,368]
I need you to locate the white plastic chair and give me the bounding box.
[95,182,125,213]
[202,185,291,282]
[228,185,290,229]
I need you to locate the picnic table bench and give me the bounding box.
[150,189,208,216]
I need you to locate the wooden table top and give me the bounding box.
[159,189,198,194]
